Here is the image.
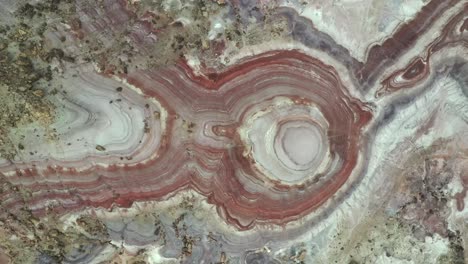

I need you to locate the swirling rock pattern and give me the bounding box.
[0,0,467,263]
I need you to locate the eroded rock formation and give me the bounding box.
[0,0,467,263]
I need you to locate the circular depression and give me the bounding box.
[274,120,326,172]
[239,98,333,185]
